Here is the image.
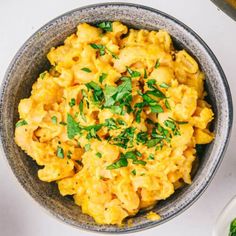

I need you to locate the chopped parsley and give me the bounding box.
[39,71,46,80]
[131,169,136,175]
[84,144,91,152]
[67,150,72,159]
[160,82,170,88]
[148,154,155,160]
[127,67,141,78]
[106,47,119,59]
[136,131,148,144]
[229,218,236,236]
[117,119,126,126]
[107,157,128,170]
[164,118,180,136]
[15,120,28,127]
[112,127,136,149]
[69,98,76,107]
[104,118,118,130]
[90,43,106,56]
[144,69,147,79]
[59,121,67,126]
[96,152,102,158]
[97,21,113,32]
[81,67,92,73]
[86,81,104,103]
[165,99,171,110]
[99,73,107,84]
[51,116,57,124]
[67,113,81,139]
[104,77,132,114]
[155,59,160,69]
[57,146,64,158]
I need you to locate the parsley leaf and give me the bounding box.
[99,73,107,84]
[148,154,155,160]
[144,69,147,79]
[15,120,28,127]
[97,21,113,32]
[67,113,81,139]
[165,99,171,109]
[155,59,160,69]
[136,131,148,144]
[96,152,102,158]
[131,169,136,175]
[90,43,106,56]
[84,144,91,152]
[230,218,236,236]
[106,157,128,170]
[59,121,67,126]
[104,118,118,130]
[57,146,64,158]
[79,100,86,122]
[86,81,104,102]
[81,67,91,73]
[69,98,76,107]
[67,150,72,159]
[147,138,161,148]
[39,71,46,80]
[51,116,57,124]
[150,104,164,113]
[127,67,141,78]
[160,82,170,88]
[133,159,147,165]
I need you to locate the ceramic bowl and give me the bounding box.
[0,3,233,233]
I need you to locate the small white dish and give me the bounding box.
[213,195,236,236]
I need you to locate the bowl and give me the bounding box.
[0,3,233,233]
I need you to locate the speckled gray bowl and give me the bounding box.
[0,3,233,233]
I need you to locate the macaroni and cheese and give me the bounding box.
[15,22,214,225]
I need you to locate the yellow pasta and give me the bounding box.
[14,21,214,225]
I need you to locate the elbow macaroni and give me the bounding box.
[14,22,214,225]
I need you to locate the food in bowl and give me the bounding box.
[14,21,214,225]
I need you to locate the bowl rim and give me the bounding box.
[0,2,233,234]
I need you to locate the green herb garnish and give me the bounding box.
[160,82,170,88]
[99,73,107,84]
[15,120,28,128]
[104,118,118,130]
[90,43,106,56]
[69,98,76,107]
[59,121,67,126]
[67,113,81,139]
[57,146,64,158]
[127,67,141,78]
[86,81,104,103]
[51,116,57,124]
[67,150,72,159]
[84,144,91,152]
[148,154,155,160]
[106,157,128,170]
[229,218,236,236]
[165,99,171,110]
[81,67,92,73]
[136,131,148,144]
[96,152,102,158]
[131,169,136,175]
[155,59,160,69]
[39,71,47,80]
[133,159,147,166]
[97,21,113,32]
[144,69,147,79]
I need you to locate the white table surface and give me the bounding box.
[0,0,236,235]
